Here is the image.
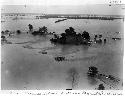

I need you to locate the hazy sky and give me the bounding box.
[1,4,124,15]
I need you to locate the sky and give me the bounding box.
[0,0,125,15]
[1,4,124,15]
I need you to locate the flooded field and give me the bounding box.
[1,17,124,90]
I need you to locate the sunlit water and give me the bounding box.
[1,17,124,90]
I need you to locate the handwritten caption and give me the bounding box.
[1,90,123,96]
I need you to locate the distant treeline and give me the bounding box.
[36,14,124,20]
[1,13,124,20]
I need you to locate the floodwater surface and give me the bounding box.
[1,17,124,90]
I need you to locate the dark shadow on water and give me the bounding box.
[66,56,96,62]
[81,45,89,51]
[66,67,80,89]
[87,66,99,85]
[59,44,89,56]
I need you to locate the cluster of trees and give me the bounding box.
[32,26,48,35]
[50,27,91,45]
[1,30,10,35]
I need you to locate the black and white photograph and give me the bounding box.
[1,0,124,91]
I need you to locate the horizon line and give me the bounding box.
[1,13,124,16]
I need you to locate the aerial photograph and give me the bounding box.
[1,4,124,90]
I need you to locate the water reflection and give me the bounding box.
[66,67,80,89]
[87,76,98,85]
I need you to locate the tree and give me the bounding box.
[1,35,6,40]
[97,84,105,90]
[65,29,71,35]
[28,24,33,31]
[61,33,66,37]
[69,27,75,33]
[69,27,76,36]
[42,26,48,33]
[1,31,4,34]
[39,26,48,34]
[5,30,9,34]
[87,66,98,77]
[16,30,21,34]
[54,34,59,39]
[82,31,90,40]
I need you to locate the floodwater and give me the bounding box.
[1,17,124,90]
